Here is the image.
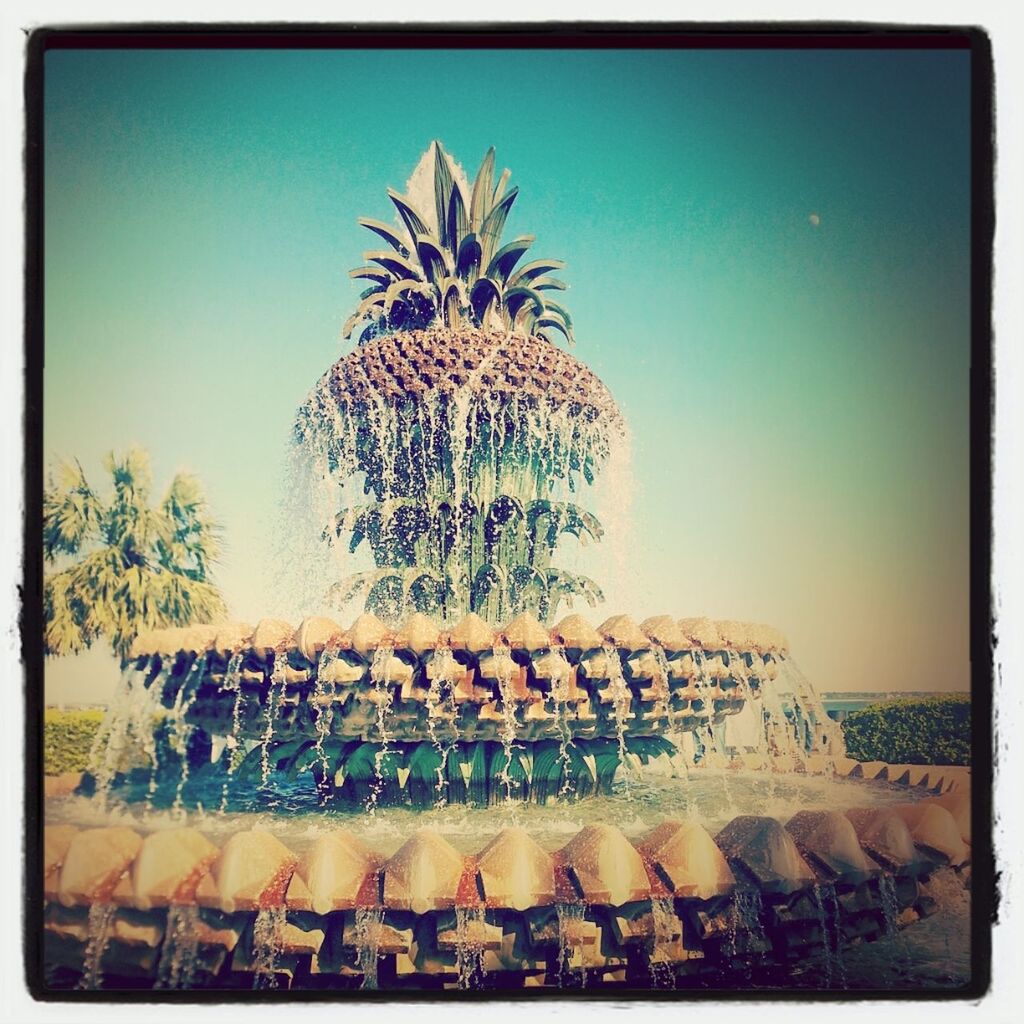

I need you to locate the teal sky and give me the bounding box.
[43,47,971,702]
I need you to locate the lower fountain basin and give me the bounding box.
[42,763,972,992]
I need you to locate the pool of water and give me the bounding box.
[780,866,973,991]
[47,766,928,856]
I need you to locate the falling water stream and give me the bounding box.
[259,656,286,790]
[601,643,633,792]
[648,895,678,989]
[312,643,341,795]
[729,888,765,957]
[251,906,287,989]
[156,905,202,989]
[491,642,518,802]
[555,901,587,989]
[425,647,460,807]
[367,645,396,815]
[218,653,244,813]
[548,645,577,798]
[454,905,487,990]
[76,901,116,990]
[353,904,384,989]
[87,662,168,809]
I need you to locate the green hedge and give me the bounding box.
[44,708,105,775]
[841,695,971,766]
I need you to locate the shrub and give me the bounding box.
[841,695,971,766]
[43,707,105,775]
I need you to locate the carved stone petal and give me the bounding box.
[250,618,294,654]
[677,617,723,650]
[637,820,736,899]
[59,826,143,907]
[280,920,327,956]
[889,803,970,866]
[560,824,650,906]
[199,830,297,913]
[447,612,495,653]
[596,614,647,652]
[395,612,441,655]
[44,824,78,876]
[550,614,602,652]
[436,918,503,951]
[212,622,254,655]
[715,620,754,651]
[110,909,165,948]
[44,825,79,901]
[784,810,876,883]
[129,628,169,658]
[342,916,413,955]
[926,790,971,844]
[715,816,816,894]
[845,808,921,873]
[382,828,465,913]
[136,626,196,657]
[499,613,550,652]
[762,626,788,653]
[293,830,381,914]
[294,616,346,661]
[477,827,555,910]
[347,612,391,656]
[179,625,218,655]
[639,616,687,652]
[129,827,220,910]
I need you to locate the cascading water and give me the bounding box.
[648,643,673,737]
[491,641,518,801]
[600,642,633,791]
[353,904,384,989]
[548,645,577,798]
[776,654,844,767]
[87,662,166,809]
[259,654,286,790]
[292,351,617,626]
[167,659,204,818]
[810,882,840,987]
[758,663,805,771]
[312,642,341,798]
[156,905,201,989]
[878,872,911,969]
[425,647,459,807]
[729,888,765,957]
[76,901,116,990]
[218,652,244,813]
[366,645,396,814]
[454,905,486,990]
[251,906,286,990]
[648,895,678,989]
[555,901,587,988]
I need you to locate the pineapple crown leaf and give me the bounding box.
[345,141,574,347]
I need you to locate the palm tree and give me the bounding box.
[43,447,227,662]
[296,142,623,624]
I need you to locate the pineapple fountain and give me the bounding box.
[42,143,972,994]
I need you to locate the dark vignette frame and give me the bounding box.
[21,21,995,1005]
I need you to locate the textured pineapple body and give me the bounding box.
[322,326,617,418]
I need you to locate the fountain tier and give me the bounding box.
[104,612,822,808]
[43,774,971,991]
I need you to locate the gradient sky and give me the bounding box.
[42,46,971,703]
